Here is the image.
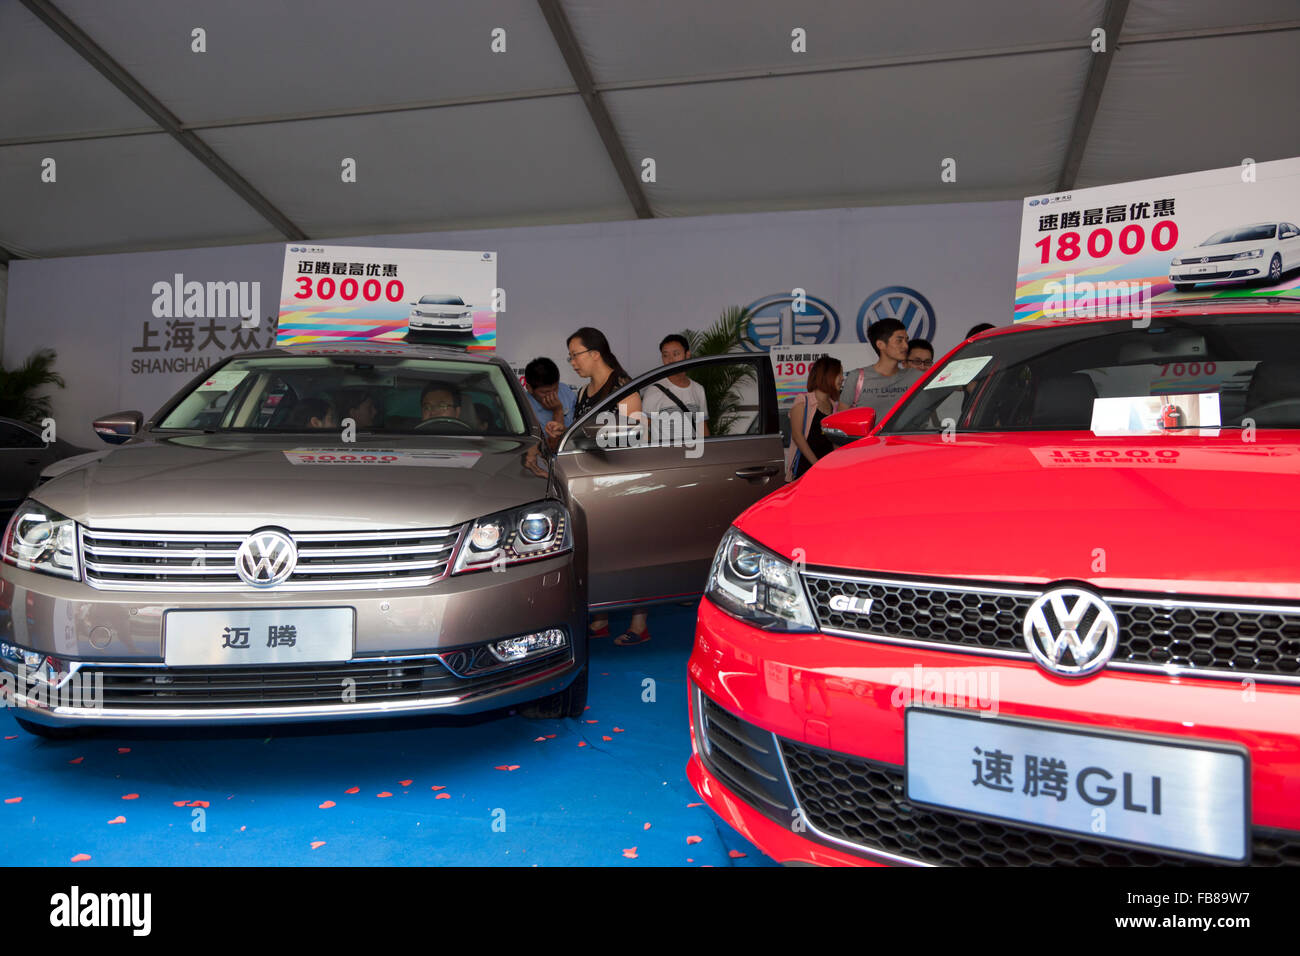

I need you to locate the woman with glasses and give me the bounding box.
[563,327,650,646]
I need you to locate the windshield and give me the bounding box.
[1200,225,1276,245]
[157,356,527,435]
[418,295,465,305]
[881,315,1300,435]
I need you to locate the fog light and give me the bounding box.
[488,628,568,663]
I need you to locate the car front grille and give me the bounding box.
[71,648,570,709]
[802,571,1300,682]
[1171,269,1256,280]
[779,738,1300,867]
[81,526,463,592]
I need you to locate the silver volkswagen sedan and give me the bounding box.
[0,342,786,735]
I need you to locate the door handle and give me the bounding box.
[734,465,780,480]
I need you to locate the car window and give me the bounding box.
[157,356,526,435]
[0,422,44,449]
[882,315,1300,434]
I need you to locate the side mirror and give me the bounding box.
[93,410,143,445]
[822,407,877,447]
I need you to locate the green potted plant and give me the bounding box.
[0,348,65,426]
[682,306,755,435]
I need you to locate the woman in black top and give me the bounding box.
[788,356,844,480]
[563,327,649,645]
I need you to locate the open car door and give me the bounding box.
[553,354,784,611]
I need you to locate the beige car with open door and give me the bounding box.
[553,353,785,613]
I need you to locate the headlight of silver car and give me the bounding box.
[705,527,816,632]
[1,500,80,580]
[1233,249,1263,259]
[452,501,571,574]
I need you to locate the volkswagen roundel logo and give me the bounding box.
[235,529,297,588]
[1023,587,1118,677]
[741,293,840,352]
[857,286,937,344]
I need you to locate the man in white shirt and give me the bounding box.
[640,334,710,440]
[840,318,922,418]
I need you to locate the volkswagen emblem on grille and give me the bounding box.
[235,529,297,588]
[1023,587,1118,677]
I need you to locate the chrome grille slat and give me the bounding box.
[81,526,463,592]
[803,570,1300,683]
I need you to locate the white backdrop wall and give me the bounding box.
[5,200,1021,445]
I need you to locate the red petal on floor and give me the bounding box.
[107,816,126,825]
[533,736,547,742]
[70,853,91,863]
[344,786,360,794]
[622,847,638,859]
[584,719,597,724]
[687,802,702,807]
[117,748,130,754]
[686,835,702,845]
[583,706,591,711]
[3,736,15,740]
[602,736,612,741]
[435,793,450,800]
[68,757,84,765]
[430,785,446,791]
[494,764,520,771]
[729,850,747,858]
[643,822,652,830]
[310,841,326,850]
[4,797,21,804]
[122,793,139,800]
[187,800,210,808]
[577,741,587,747]
[240,826,246,832]
[687,858,694,863]
[319,801,336,809]
[399,779,413,787]
[613,727,625,733]
[172,801,188,807]
[544,734,556,739]
[377,791,393,798]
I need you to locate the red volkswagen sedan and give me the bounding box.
[687,301,1300,866]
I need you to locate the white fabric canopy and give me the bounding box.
[1,0,1297,258]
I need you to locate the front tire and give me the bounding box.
[1267,254,1282,284]
[519,665,588,719]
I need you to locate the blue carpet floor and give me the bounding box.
[0,604,772,866]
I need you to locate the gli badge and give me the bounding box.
[829,593,874,615]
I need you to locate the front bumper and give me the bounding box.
[1169,266,1262,285]
[0,554,584,726]
[687,597,1300,866]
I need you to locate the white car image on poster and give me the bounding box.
[278,245,498,351]
[1015,156,1300,324]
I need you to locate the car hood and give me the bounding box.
[739,432,1300,600]
[33,433,553,532]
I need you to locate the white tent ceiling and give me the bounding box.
[1,0,1298,259]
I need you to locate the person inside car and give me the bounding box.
[289,397,337,430]
[338,388,382,429]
